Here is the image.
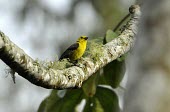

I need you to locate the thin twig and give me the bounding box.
[113,13,131,32]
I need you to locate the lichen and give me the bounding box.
[85,39,104,63]
[52,59,73,70]
[32,58,73,71]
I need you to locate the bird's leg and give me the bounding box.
[72,60,78,65]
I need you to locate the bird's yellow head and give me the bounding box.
[77,36,88,43]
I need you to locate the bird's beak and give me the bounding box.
[84,37,88,40]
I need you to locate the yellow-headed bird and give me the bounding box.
[59,36,88,61]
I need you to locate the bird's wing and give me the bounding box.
[59,43,79,60]
[67,43,79,50]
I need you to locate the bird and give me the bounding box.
[59,36,88,61]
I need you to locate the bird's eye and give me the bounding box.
[81,37,83,39]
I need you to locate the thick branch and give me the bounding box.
[0,5,140,89]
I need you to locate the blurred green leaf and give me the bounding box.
[91,37,105,44]
[83,97,104,112]
[38,89,83,112]
[38,97,48,112]
[105,29,118,43]
[38,90,59,112]
[94,98,104,112]
[95,86,120,112]
[99,60,125,88]
[83,98,95,112]
[82,71,99,97]
[83,86,119,112]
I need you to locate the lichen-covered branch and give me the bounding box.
[0,5,140,89]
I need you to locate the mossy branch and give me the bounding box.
[0,5,140,89]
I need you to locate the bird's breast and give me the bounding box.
[71,43,86,60]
